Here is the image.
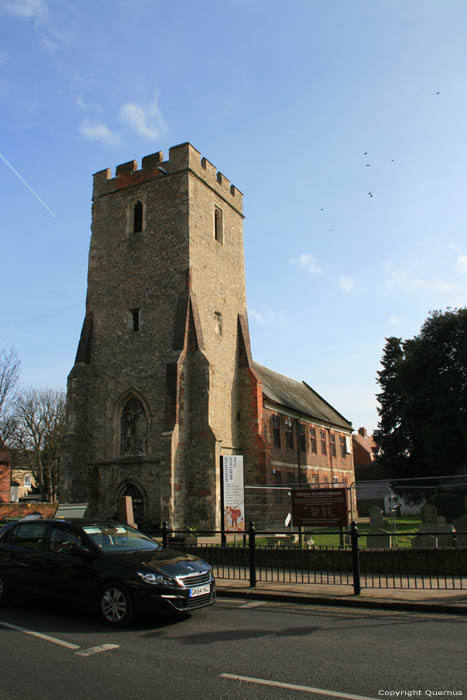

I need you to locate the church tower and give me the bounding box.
[61,143,251,528]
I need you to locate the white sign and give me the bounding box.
[222,455,245,532]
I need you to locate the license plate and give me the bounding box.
[189,584,211,598]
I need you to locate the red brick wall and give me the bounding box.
[0,444,10,503]
[262,407,355,487]
[0,502,58,519]
[0,465,10,503]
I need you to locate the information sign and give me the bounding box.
[291,488,348,527]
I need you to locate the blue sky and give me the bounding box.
[2,0,467,434]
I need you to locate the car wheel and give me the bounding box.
[0,575,8,606]
[99,584,133,626]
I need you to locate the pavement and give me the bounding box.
[215,577,467,615]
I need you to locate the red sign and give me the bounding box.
[291,488,348,527]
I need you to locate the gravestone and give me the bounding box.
[367,528,392,548]
[453,514,467,547]
[412,533,438,548]
[421,503,438,525]
[369,505,385,529]
[414,512,454,547]
[418,523,454,547]
[118,495,137,529]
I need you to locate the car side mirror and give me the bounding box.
[70,543,91,557]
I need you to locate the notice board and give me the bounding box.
[291,488,348,527]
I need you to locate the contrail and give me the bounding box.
[0,152,57,218]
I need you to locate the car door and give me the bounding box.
[3,521,50,595]
[42,525,104,603]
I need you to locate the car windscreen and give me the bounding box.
[83,524,161,552]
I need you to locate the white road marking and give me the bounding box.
[0,620,120,657]
[239,601,265,608]
[220,673,379,700]
[0,621,80,650]
[75,644,120,657]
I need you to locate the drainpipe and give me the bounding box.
[327,426,334,484]
[296,417,301,485]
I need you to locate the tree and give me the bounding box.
[10,388,66,502]
[0,340,21,443]
[375,308,467,492]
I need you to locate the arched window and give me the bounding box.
[120,397,148,455]
[133,201,143,233]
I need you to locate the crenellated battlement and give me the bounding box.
[93,142,243,210]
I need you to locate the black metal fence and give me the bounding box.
[158,521,467,594]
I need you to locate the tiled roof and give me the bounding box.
[253,362,352,430]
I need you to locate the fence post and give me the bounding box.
[162,520,169,549]
[350,520,361,595]
[248,521,256,588]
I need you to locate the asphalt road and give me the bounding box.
[0,596,465,700]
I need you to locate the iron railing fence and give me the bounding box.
[155,522,467,594]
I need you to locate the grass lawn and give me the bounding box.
[252,516,422,549]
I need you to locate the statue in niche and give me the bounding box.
[120,397,148,456]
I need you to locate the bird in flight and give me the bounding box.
[368,192,373,198]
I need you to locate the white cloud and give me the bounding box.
[289,253,323,274]
[248,308,265,324]
[0,0,64,48]
[457,255,467,275]
[1,0,48,22]
[412,278,456,292]
[70,74,100,112]
[247,307,287,328]
[338,275,356,294]
[120,94,167,140]
[384,261,456,294]
[80,120,121,146]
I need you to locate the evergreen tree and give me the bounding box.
[375,308,467,484]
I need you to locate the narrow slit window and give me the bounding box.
[214,207,223,243]
[131,308,140,332]
[133,201,143,233]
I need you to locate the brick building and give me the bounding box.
[60,143,354,529]
[352,427,378,464]
[0,439,11,503]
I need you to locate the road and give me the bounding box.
[0,596,465,700]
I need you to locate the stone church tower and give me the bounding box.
[60,143,253,529]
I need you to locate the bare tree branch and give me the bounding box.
[10,388,66,502]
[0,339,21,443]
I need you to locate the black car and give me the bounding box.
[0,518,215,625]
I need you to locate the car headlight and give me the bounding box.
[137,571,167,585]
